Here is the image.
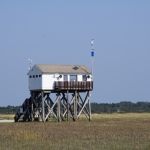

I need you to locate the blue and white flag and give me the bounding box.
[91,39,94,57]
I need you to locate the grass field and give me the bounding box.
[0,114,14,120]
[0,113,150,150]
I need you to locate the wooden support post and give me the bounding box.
[77,92,80,119]
[88,91,92,121]
[74,91,77,121]
[62,95,65,117]
[31,92,33,122]
[57,93,61,122]
[67,91,69,121]
[42,91,45,122]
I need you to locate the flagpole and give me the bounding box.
[91,39,94,81]
[92,55,94,81]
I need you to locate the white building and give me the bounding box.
[27,64,92,91]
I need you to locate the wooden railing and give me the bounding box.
[54,81,93,91]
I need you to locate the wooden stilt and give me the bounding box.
[78,93,90,116]
[77,92,80,119]
[44,93,58,120]
[15,90,92,122]
[74,91,77,121]
[67,91,69,121]
[57,93,61,122]
[77,91,89,119]
[42,91,45,122]
[31,92,33,122]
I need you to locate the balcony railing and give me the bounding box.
[54,81,93,91]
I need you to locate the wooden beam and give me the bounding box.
[44,94,59,120]
[78,93,90,116]
[76,101,89,119]
[42,91,45,122]
[57,93,61,122]
[31,92,34,122]
[67,91,69,121]
[74,91,77,121]
[77,92,89,118]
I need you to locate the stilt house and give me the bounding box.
[27,64,93,91]
[14,64,93,122]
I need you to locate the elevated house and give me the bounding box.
[27,64,93,91]
[14,64,93,122]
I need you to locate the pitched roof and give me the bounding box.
[35,64,91,74]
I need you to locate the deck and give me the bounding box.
[54,81,93,91]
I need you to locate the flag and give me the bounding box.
[91,51,94,57]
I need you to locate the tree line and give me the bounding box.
[91,101,150,113]
[0,101,150,114]
[0,105,20,114]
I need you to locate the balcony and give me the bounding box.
[54,81,93,91]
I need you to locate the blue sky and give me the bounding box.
[0,1,150,106]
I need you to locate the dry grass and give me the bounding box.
[0,113,150,150]
[0,114,14,120]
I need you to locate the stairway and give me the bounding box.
[14,98,32,122]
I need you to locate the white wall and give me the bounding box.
[77,75,82,81]
[77,75,92,81]
[67,75,70,81]
[42,74,63,90]
[28,66,42,90]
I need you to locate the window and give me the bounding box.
[30,75,32,78]
[70,75,77,81]
[82,75,87,81]
[39,75,41,77]
[33,75,35,78]
[64,75,68,81]
[36,75,38,78]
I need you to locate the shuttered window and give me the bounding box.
[64,75,68,81]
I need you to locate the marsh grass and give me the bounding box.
[0,113,150,150]
[0,114,14,120]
